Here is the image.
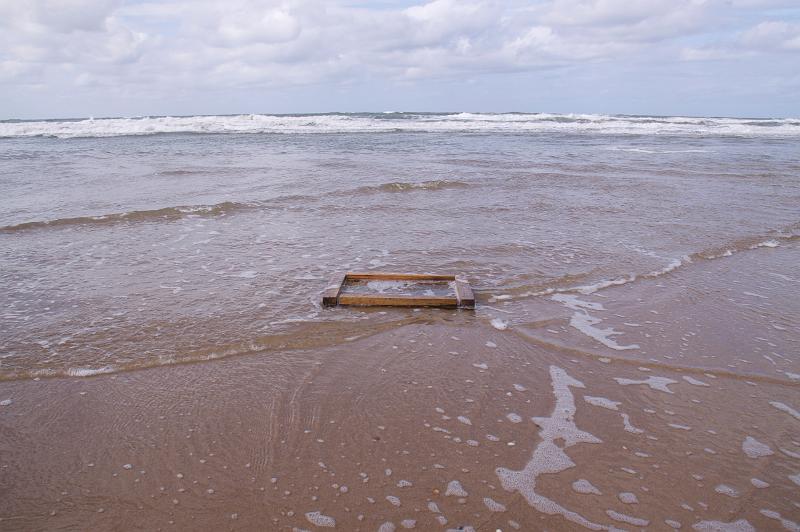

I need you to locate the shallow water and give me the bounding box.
[1,113,799,529]
[2,115,798,380]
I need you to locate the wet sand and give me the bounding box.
[2,299,798,530]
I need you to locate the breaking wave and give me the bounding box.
[513,226,799,299]
[0,180,471,233]
[2,112,799,139]
[0,201,254,233]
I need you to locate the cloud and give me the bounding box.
[740,20,800,50]
[0,0,798,116]
[681,16,800,61]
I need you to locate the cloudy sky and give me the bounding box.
[1,0,798,119]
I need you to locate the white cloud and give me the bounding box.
[0,0,798,116]
[681,17,800,61]
[740,20,800,50]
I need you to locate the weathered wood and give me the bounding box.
[454,279,475,309]
[323,272,474,309]
[345,272,455,281]
[338,294,459,308]
[321,273,346,307]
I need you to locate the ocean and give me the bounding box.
[1,112,798,530]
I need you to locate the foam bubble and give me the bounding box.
[621,413,644,434]
[691,519,754,531]
[770,401,800,420]
[305,511,336,528]
[552,295,639,350]
[506,413,522,423]
[572,479,601,495]
[445,480,468,497]
[781,448,800,459]
[606,510,649,526]
[584,396,620,410]
[753,240,779,248]
[759,510,799,531]
[552,294,605,311]
[614,376,677,394]
[490,318,508,330]
[618,492,638,504]
[714,484,739,497]
[742,436,774,458]
[483,497,507,512]
[683,376,710,387]
[66,365,117,377]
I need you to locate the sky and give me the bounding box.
[0,0,798,119]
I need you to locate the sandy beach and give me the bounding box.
[2,310,798,530]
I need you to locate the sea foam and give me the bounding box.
[496,366,609,530]
[3,113,799,139]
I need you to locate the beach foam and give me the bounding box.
[759,510,799,532]
[572,479,601,495]
[496,366,608,530]
[305,511,336,528]
[614,376,677,394]
[691,519,754,531]
[742,436,774,458]
[551,294,639,350]
[583,396,620,411]
[770,401,800,420]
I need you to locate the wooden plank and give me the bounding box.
[322,272,474,309]
[338,294,458,308]
[345,272,455,281]
[454,279,475,309]
[322,273,346,307]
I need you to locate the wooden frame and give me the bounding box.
[322,272,475,309]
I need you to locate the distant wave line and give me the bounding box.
[2,112,799,139]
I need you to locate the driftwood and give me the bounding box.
[322,272,474,309]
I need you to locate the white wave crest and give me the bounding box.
[66,365,117,377]
[2,113,799,139]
